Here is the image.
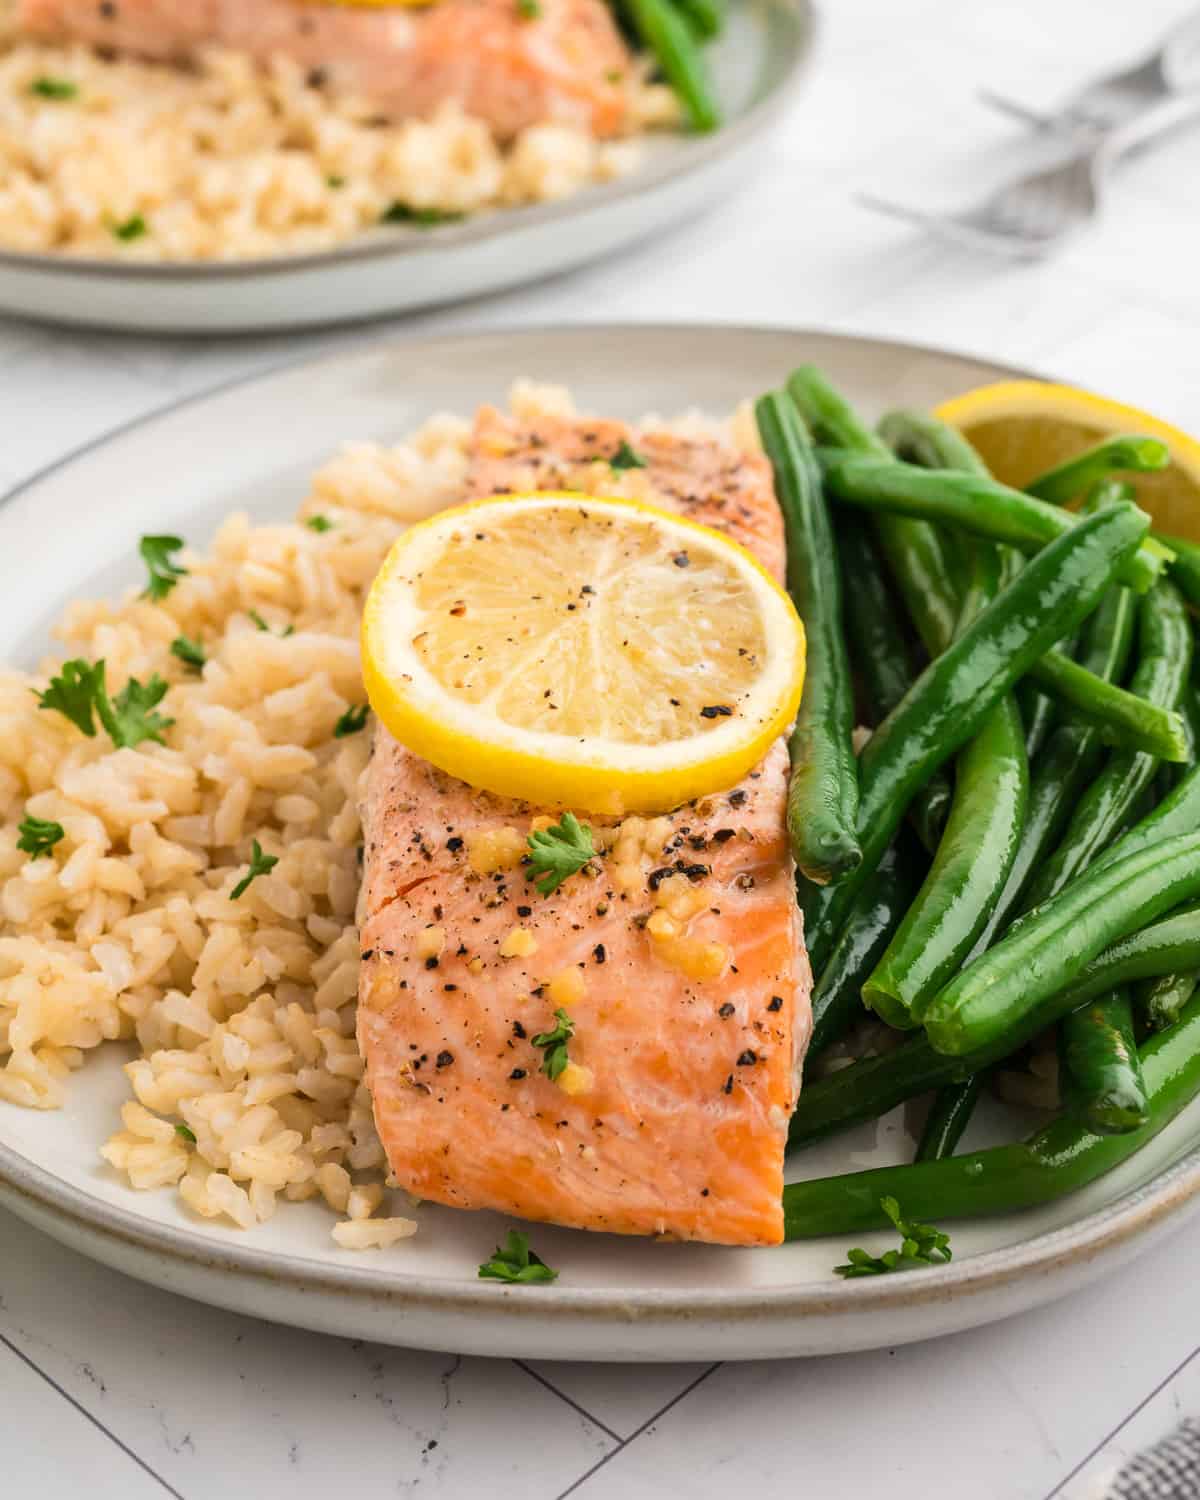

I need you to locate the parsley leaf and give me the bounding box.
[175,1123,197,1144]
[306,514,334,532]
[835,1197,953,1278]
[610,440,647,471]
[31,76,77,99]
[526,812,595,896]
[113,214,148,242]
[230,838,279,901]
[97,674,174,749]
[170,635,207,672]
[334,704,369,738]
[33,658,106,736]
[326,175,345,190]
[380,201,466,228]
[478,1230,558,1285]
[531,1007,575,1082]
[517,0,542,16]
[249,610,294,637]
[17,815,65,860]
[139,534,187,601]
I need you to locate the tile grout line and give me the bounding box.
[513,1360,624,1444]
[0,1328,187,1500]
[1041,1340,1200,1500]
[551,1363,723,1500]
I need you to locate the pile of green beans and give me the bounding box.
[753,367,1200,1240]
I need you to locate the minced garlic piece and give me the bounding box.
[644,868,726,980]
[655,873,708,923]
[467,825,526,875]
[467,957,484,977]
[652,934,728,981]
[415,926,445,962]
[557,1060,594,1097]
[645,909,679,941]
[547,966,586,1007]
[499,926,537,959]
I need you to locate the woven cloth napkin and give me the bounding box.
[1108,1419,1200,1499]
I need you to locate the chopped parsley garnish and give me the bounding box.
[170,635,207,672]
[326,175,345,189]
[229,839,278,901]
[835,1197,953,1278]
[249,610,293,637]
[33,658,173,749]
[334,704,370,738]
[380,201,466,228]
[175,1123,197,1144]
[139,534,187,601]
[17,815,65,860]
[610,440,648,471]
[526,811,595,896]
[531,1007,575,1082]
[477,1230,558,1284]
[306,514,334,532]
[517,0,542,16]
[30,76,77,99]
[112,214,148,242]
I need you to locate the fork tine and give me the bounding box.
[977,90,1057,130]
[854,193,941,230]
[856,191,1060,260]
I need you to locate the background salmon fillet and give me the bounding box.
[357,409,812,1247]
[15,0,632,138]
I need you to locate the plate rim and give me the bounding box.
[4,319,1200,1333]
[0,0,816,284]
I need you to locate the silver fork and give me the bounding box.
[980,7,1200,134]
[858,90,1200,260]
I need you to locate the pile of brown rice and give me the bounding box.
[0,12,676,261]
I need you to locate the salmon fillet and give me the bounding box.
[356,408,812,1247]
[15,0,633,138]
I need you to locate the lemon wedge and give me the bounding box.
[935,380,1200,539]
[361,492,806,815]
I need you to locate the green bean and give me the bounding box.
[1021,582,1192,908]
[620,0,721,130]
[789,904,1200,1147]
[877,410,989,476]
[818,450,1164,593]
[1138,971,1199,1033]
[914,1074,984,1162]
[835,515,952,855]
[1156,531,1200,609]
[1026,435,1170,505]
[756,393,860,884]
[787,368,961,661]
[1024,649,1187,760]
[808,836,924,1056]
[1059,989,1147,1134]
[1016,680,1055,763]
[783,992,1200,1237]
[924,833,1200,1057]
[801,502,1150,974]
[671,0,725,38]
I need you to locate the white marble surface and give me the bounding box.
[5,0,1200,1494]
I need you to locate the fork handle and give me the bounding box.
[1097,88,1200,168]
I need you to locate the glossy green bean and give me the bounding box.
[1022,582,1193,908]
[1060,989,1148,1134]
[913,1074,984,1162]
[1139,971,1199,1034]
[924,833,1200,1057]
[877,410,990,476]
[671,0,725,38]
[619,0,721,130]
[801,502,1149,974]
[836,514,912,724]
[1023,649,1186,760]
[783,993,1200,1237]
[808,837,925,1056]
[1017,680,1056,763]
[1026,436,1170,505]
[818,450,1163,593]
[789,905,1200,1147]
[757,393,861,883]
[1156,531,1200,609]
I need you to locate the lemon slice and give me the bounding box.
[361,492,806,815]
[935,381,1200,539]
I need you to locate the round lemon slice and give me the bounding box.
[361,492,806,815]
[935,380,1200,539]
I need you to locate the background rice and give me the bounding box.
[0,382,753,1246]
[0,21,675,260]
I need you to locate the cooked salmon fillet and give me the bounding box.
[356,408,812,1247]
[15,0,633,138]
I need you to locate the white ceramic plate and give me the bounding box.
[4,324,1200,1363]
[0,3,813,334]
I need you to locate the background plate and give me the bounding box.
[3,323,1200,1361]
[0,1,814,334]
